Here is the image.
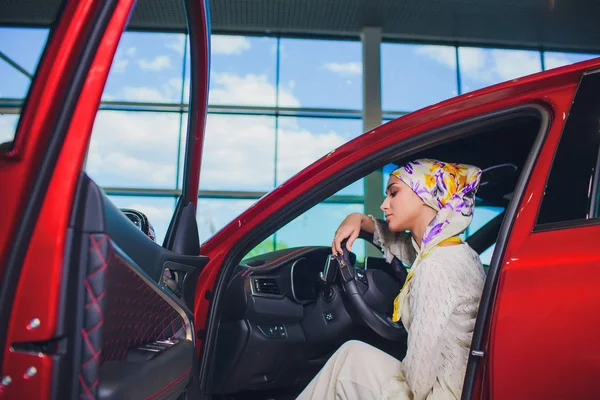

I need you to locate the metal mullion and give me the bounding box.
[208,104,362,116]
[540,50,546,71]
[103,187,364,204]
[103,188,182,197]
[0,50,33,79]
[274,36,281,189]
[273,37,281,250]
[455,46,462,95]
[0,98,364,118]
[276,109,362,119]
[214,29,361,43]
[0,98,25,114]
[96,101,364,118]
[205,108,362,120]
[99,101,187,112]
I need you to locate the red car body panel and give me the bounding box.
[490,226,600,399]
[2,0,600,397]
[0,0,135,397]
[481,83,600,397]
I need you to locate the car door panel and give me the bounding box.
[487,226,600,399]
[68,174,206,399]
[478,70,600,399]
[99,340,194,400]
[0,2,138,397]
[0,0,211,398]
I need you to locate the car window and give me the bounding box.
[0,26,54,151]
[244,194,366,261]
[84,27,188,244]
[243,185,504,265]
[537,71,600,227]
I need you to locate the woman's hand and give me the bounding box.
[332,213,371,255]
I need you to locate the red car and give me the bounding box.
[1,1,600,399]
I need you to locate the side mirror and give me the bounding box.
[120,208,156,242]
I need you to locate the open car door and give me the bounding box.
[0,1,210,398]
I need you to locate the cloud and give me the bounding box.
[209,73,300,107]
[87,111,180,187]
[419,46,541,86]
[122,87,168,102]
[456,48,487,74]
[414,46,456,69]
[125,47,137,58]
[198,114,347,191]
[491,51,541,81]
[211,35,251,55]
[138,55,172,71]
[113,58,129,73]
[277,122,346,183]
[166,36,186,56]
[543,53,573,70]
[322,62,362,76]
[121,78,183,103]
[110,46,137,74]
[198,115,276,189]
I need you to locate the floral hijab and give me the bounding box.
[390,159,482,322]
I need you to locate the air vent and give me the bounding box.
[253,278,280,296]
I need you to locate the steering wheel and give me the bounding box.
[336,230,408,341]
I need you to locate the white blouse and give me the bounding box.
[371,218,486,400]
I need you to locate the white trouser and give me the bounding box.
[296,340,405,400]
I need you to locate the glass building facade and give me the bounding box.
[1,26,598,262]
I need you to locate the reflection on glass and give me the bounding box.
[198,114,276,192]
[467,206,504,237]
[479,244,495,265]
[244,235,276,259]
[543,51,600,70]
[87,111,181,189]
[107,195,176,245]
[276,203,365,260]
[197,198,257,243]
[382,43,458,112]
[279,38,362,109]
[0,115,19,145]
[459,47,542,93]
[202,35,277,106]
[102,32,185,103]
[276,117,364,194]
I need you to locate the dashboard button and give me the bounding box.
[258,324,287,339]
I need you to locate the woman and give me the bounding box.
[297,159,486,400]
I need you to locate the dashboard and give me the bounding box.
[210,246,364,394]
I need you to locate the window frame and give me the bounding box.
[534,70,600,231]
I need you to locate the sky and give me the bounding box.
[2,26,599,263]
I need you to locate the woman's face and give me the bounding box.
[380,175,426,232]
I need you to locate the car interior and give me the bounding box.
[202,112,542,400]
